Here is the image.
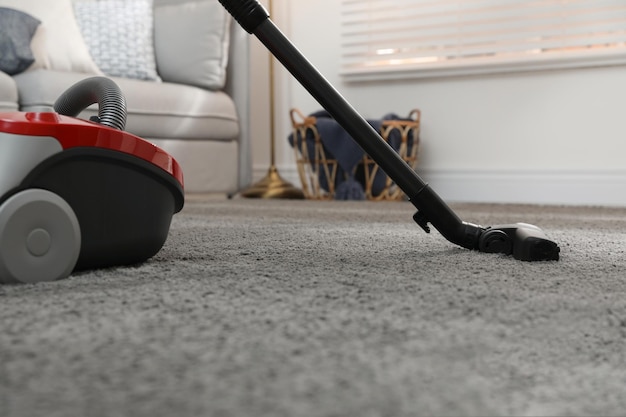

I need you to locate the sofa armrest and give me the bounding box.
[0,71,19,111]
[153,0,251,191]
[225,22,252,190]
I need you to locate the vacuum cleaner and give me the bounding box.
[218,0,560,262]
[0,77,184,284]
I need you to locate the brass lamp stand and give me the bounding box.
[240,0,304,199]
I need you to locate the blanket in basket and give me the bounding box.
[288,110,415,200]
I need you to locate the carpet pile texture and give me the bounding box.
[1,197,625,416]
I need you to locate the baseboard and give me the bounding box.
[253,166,626,207]
[420,169,626,207]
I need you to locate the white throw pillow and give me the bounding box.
[0,0,102,74]
[153,0,230,90]
[73,0,161,81]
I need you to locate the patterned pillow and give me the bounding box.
[73,0,161,81]
[0,7,40,75]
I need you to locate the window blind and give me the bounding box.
[340,0,626,81]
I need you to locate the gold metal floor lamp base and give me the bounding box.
[240,165,305,199]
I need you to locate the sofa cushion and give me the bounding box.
[0,0,102,74]
[154,0,230,90]
[0,70,18,111]
[0,7,40,75]
[13,69,239,140]
[73,0,161,81]
[149,138,240,193]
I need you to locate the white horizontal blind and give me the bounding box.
[340,0,626,81]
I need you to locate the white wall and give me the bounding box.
[249,0,626,206]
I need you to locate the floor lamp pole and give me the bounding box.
[240,0,304,199]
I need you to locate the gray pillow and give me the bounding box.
[0,7,41,75]
[153,0,230,90]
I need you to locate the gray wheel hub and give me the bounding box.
[0,189,81,284]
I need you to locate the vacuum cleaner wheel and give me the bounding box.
[0,189,81,284]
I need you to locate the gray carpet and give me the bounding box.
[1,196,626,417]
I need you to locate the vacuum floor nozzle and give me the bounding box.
[478,223,560,261]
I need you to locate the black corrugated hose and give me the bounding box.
[53,76,127,131]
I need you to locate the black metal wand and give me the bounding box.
[218,0,560,261]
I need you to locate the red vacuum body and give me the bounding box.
[0,77,184,284]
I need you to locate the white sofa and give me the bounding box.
[0,0,251,194]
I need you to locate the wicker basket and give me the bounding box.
[289,108,420,200]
